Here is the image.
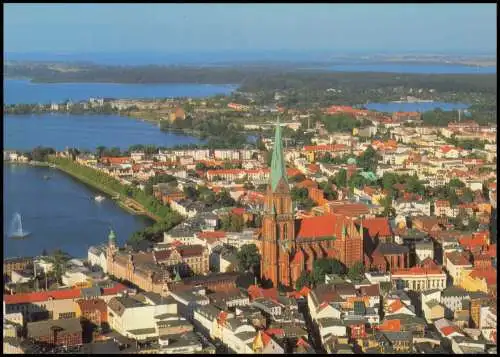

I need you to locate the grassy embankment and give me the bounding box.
[47,156,174,222]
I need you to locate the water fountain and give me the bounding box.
[10,212,31,238]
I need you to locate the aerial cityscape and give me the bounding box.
[3,3,497,354]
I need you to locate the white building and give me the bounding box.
[61,266,91,287]
[87,245,108,274]
[107,293,175,341]
[391,267,447,292]
[415,241,434,263]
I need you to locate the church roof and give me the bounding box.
[296,214,353,240]
[270,117,288,192]
[356,217,392,238]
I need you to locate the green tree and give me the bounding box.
[312,258,346,284]
[448,178,465,188]
[46,249,71,285]
[237,244,261,273]
[291,187,309,201]
[358,145,380,172]
[347,261,365,282]
[334,169,348,188]
[217,189,236,207]
[348,173,368,191]
[379,196,395,217]
[230,214,244,232]
[144,183,153,196]
[295,271,313,290]
[184,186,198,200]
[461,189,474,203]
[195,162,206,170]
[381,172,398,191]
[406,174,425,195]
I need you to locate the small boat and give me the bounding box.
[43,175,51,180]
[95,195,106,202]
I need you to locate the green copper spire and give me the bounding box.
[270,116,288,192]
[108,228,117,245]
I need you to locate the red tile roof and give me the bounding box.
[469,269,497,285]
[387,300,405,313]
[217,311,228,325]
[441,325,461,337]
[439,146,455,154]
[296,214,352,240]
[101,157,131,164]
[177,244,204,258]
[485,244,497,258]
[307,164,320,173]
[435,200,450,208]
[260,331,272,347]
[231,207,246,216]
[153,249,173,262]
[392,265,444,276]
[247,285,278,301]
[377,319,401,332]
[296,337,311,348]
[358,217,392,238]
[101,283,128,296]
[4,289,81,304]
[197,231,227,239]
[4,282,127,304]
[265,328,285,337]
[327,202,369,217]
[304,144,348,152]
[446,251,472,266]
[296,179,317,190]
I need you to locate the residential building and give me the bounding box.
[27,318,82,347]
[391,265,447,291]
[107,292,175,341]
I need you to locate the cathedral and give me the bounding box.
[260,119,364,289]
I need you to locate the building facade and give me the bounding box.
[260,118,363,289]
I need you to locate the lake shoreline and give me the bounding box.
[4,160,159,222]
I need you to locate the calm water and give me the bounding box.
[4,114,202,151]
[3,79,220,259]
[4,79,237,105]
[3,164,152,258]
[363,101,470,113]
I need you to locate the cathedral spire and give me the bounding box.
[270,116,288,192]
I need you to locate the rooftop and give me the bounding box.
[27,318,82,338]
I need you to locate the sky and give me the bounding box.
[4,4,497,55]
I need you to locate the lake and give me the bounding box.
[4,79,237,105]
[362,101,470,113]
[3,164,153,258]
[4,79,223,259]
[4,114,203,151]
